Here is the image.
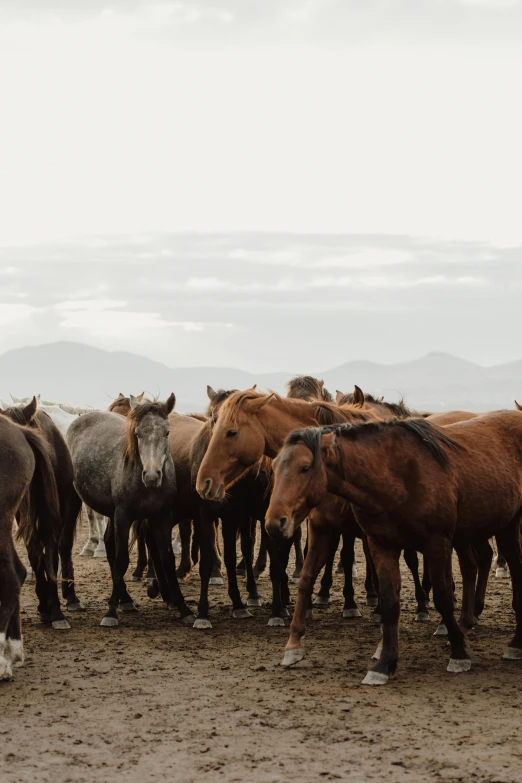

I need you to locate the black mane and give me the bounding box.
[339,391,417,419]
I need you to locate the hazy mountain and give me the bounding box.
[0,342,521,414]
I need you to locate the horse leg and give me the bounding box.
[341,527,361,618]
[100,512,133,627]
[362,536,379,609]
[253,520,268,581]
[315,528,340,608]
[5,548,26,671]
[132,522,148,581]
[266,534,293,626]
[497,514,522,659]
[79,506,97,557]
[473,539,493,622]
[292,525,304,582]
[241,517,261,607]
[403,548,430,622]
[148,518,194,624]
[0,538,22,681]
[281,522,332,666]
[210,519,224,586]
[176,519,193,581]
[60,487,82,611]
[362,538,401,686]
[421,554,432,605]
[222,517,251,618]
[193,515,217,629]
[93,514,107,558]
[426,538,470,673]
[454,543,478,634]
[496,548,509,578]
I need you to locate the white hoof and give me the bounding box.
[496,567,509,578]
[93,546,107,559]
[433,623,448,636]
[343,608,362,618]
[281,647,305,667]
[313,595,329,607]
[366,596,379,607]
[130,574,142,582]
[232,608,253,619]
[415,612,431,622]
[25,568,34,583]
[209,577,224,586]
[0,656,13,681]
[193,618,212,630]
[173,540,182,557]
[6,640,24,668]
[372,644,383,661]
[447,658,471,673]
[502,647,522,660]
[361,670,388,686]
[369,613,382,624]
[79,546,95,557]
[100,616,119,627]
[181,613,197,626]
[352,565,358,579]
[52,619,71,630]
[268,617,285,627]
[247,597,262,607]
[291,577,300,584]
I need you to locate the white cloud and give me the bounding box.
[54,299,127,312]
[0,303,38,326]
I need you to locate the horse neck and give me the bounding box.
[257,398,319,457]
[328,430,409,511]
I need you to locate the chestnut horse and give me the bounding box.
[266,412,522,684]
[0,413,61,680]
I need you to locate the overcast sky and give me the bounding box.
[0,1,521,371]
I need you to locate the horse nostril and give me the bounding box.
[279,517,288,530]
[202,478,212,497]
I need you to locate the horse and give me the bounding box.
[196,389,387,621]
[265,412,522,685]
[10,394,96,415]
[0,413,61,679]
[67,395,194,627]
[0,397,83,627]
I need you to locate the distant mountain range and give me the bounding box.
[0,341,521,413]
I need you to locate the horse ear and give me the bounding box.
[22,396,38,423]
[10,393,18,403]
[165,393,176,414]
[245,392,275,413]
[207,385,216,401]
[378,396,384,403]
[137,392,145,402]
[335,390,344,404]
[515,400,522,411]
[353,385,364,407]
[117,393,124,400]
[321,431,337,452]
[129,395,140,409]
[318,380,324,388]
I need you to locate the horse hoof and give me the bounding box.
[209,577,224,586]
[369,613,382,624]
[130,574,142,582]
[93,549,107,559]
[281,608,290,618]
[181,613,197,626]
[372,644,383,661]
[232,608,253,619]
[291,577,300,584]
[313,595,330,607]
[343,608,362,618]
[0,657,13,681]
[120,602,138,613]
[147,583,160,600]
[415,612,431,623]
[100,616,119,627]
[433,623,448,637]
[236,569,246,578]
[79,548,95,558]
[281,647,305,667]
[306,609,313,620]
[52,619,71,630]
[25,570,35,583]
[366,597,379,607]
[447,658,471,673]
[67,602,85,613]
[145,577,155,587]
[268,617,285,627]
[361,670,388,686]
[496,567,509,578]
[502,647,522,660]
[6,640,24,668]
[247,597,262,607]
[193,618,212,630]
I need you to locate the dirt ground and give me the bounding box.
[2,519,522,783]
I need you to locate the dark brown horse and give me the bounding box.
[266,412,522,684]
[0,413,61,679]
[0,397,82,628]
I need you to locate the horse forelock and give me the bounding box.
[123,400,169,464]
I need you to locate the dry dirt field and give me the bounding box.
[2,520,522,783]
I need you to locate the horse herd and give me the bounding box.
[0,377,520,687]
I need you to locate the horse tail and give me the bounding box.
[129,519,147,552]
[16,427,61,582]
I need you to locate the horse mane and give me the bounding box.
[286,417,463,470]
[286,375,333,402]
[0,405,36,428]
[338,391,417,419]
[206,388,238,419]
[185,412,209,422]
[123,400,170,465]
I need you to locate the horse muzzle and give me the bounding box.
[265,515,295,540]
[197,477,225,502]
[142,469,163,489]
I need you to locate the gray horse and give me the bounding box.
[66,394,194,627]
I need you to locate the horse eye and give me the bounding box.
[226,429,238,439]
[300,465,311,474]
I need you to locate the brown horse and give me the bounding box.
[0,413,61,679]
[287,375,333,403]
[0,397,82,628]
[266,412,522,684]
